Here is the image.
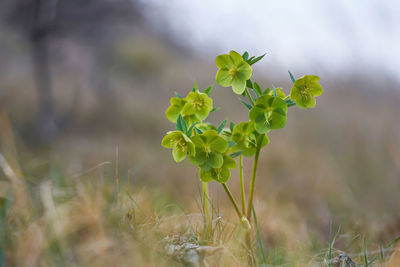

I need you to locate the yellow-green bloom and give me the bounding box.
[161,131,195,162]
[199,155,237,183]
[189,130,228,171]
[230,122,269,157]
[289,75,323,109]
[215,50,252,94]
[165,90,213,125]
[181,91,213,121]
[249,95,288,134]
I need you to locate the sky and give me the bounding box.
[140,0,400,82]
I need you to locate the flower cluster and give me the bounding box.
[162,50,324,233]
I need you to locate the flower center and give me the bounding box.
[175,137,186,152]
[193,97,204,111]
[229,68,238,76]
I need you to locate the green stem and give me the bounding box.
[222,183,243,220]
[239,155,246,215]
[202,182,212,233]
[246,137,263,222]
[245,88,255,106]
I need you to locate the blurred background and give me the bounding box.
[1,0,400,264]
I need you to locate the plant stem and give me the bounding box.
[245,88,255,106]
[246,137,263,222]
[202,182,212,233]
[239,155,246,215]
[221,183,242,220]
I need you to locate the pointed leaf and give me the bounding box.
[246,79,253,89]
[249,53,266,65]
[174,92,183,98]
[239,99,252,110]
[230,151,243,158]
[187,122,200,137]
[288,70,296,83]
[253,82,262,96]
[242,51,249,61]
[194,127,203,134]
[210,107,220,113]
[216,119,227,134]
[229,122,235,132]
[176,114,187,134]
[202,85,214,96]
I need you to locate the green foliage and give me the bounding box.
[289,75,324,109]
[215,50,253,94]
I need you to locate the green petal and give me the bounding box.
[199,169,213,182]
[161,131,180,148]
[181,103,196,116]
[229,50,244,65]
[214,168,230,183]
[209,136,228,153]
[208,153,224,168]
[222,155,237,169]
[191,135,205,148]
[215,54,234,69]
[172,149,186,162]
[170,97,186,106]
[310,83,324,96]
[166,105,182,123]
[216,69,233,87]
[182,134,195,156]
[231,76,246,94]
[236,61,252,80]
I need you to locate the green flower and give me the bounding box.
[215,50,253,94]
[189,130,228,171]
[165,97,186,123]
[230,122,269,157]
[181,91,213,121]
[289,75,323,109]
[199,155,237,183]
[249,95,288,134]
[165,90,213,125]
[161,131,195,163]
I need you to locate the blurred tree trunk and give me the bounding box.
[30,0,58,143]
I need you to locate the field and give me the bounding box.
[1,17,400,266]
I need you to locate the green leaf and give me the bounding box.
[187,122,200,137]
[229,122,235,132]
[210,107,220,113]
[242,51,249,61]
[230,151,243,158]
[176,114,187,134]
[246,79,253,89]
[239,99,252,110]
[288,70,296,83]
[216,119,227,134]
[272,85,277,97]
[194,127,203,134]
[174,92,183,98]
[247,56,255,63]
[251,88,260,99]
[285,99,296,107]
[202,85,214,96]
[228,140,236,147]
[253,82,262,96]
[193,82,198,91]
[249,53,266,65]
